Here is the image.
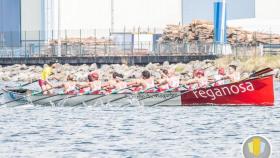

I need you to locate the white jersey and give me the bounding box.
[168,76,180,88]
[90,81,102,91]
[144,79,155,89]
[214,75,225,86]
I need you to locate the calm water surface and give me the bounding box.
[0,83,279,158]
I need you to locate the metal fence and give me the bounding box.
[0,29,280,58]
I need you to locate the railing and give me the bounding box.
[0,29,280,58]
[1,42,280,58]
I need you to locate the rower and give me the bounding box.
[55,74,77,94]
[167,69,180,91]
[128,70,155,93]
[77,71,101,94]
[102,72,127,94]
[225,65,240,83]
[182,69,208,90]
[38,61,58,95]
[156,69,170,92]
[209,68,226,86]
[156,69,180,92]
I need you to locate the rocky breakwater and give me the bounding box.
[0,56,279,83]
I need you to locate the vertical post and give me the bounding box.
[39,30,41,56]
[123,26,126,56]
[138,26,140,54]
[254,31,257,56]
[94,29,97,56]
[57,0,61,57]
[80,29,82,56]
[52,29,54,56]
[0,33,2,48]
[108,28,111,55]
[24,31,27,58]
[270,27,272,54]
[11,32,14,57]
[65,29,67,56]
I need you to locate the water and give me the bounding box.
[0,83,279,157]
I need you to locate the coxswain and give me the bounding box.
[38,61,58,95]
[128,70,155,93]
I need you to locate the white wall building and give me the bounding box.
[20,0,280,39]
[50,0,181,31]
[233,0,280,34]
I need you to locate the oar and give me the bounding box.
[100,84,164,107]
[108,78,185,106]
[249,67,273,78]
[18,72,57,89]
[119,84,184,107]
[84,84,160,106]
[111,86,134,94]
[75,94,128,107]
[55,83,135,106]
[0,72,58,96]
[19,79,40,88]
[74,82,162,106]
[71,86,134,106]
[0,80,40,96]
[70,82,160,106]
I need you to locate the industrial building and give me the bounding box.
[1,0,280,46]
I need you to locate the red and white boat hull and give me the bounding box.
[181,75,274,106]
[3,75,275,107]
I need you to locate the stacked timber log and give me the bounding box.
[43,37,114,57]
[160,20,280,45]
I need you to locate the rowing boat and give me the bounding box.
[2,75,275,107]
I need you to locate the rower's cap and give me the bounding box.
[90,72,99,79]
[218,68,225,75]
[195,69,204,76]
